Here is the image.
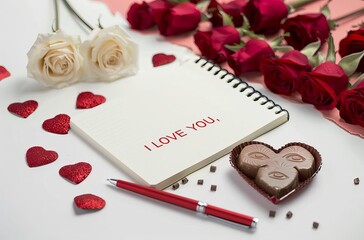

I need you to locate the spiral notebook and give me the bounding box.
[71,56,289,189]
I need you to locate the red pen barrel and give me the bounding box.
[205,204,254,227]
[116,180,198,211]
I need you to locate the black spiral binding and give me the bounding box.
[194,57,289,119]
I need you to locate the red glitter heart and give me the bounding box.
[76,91,106,109]
[59,162,92,184]
[74,194,106,210]
[26,146,58,167]
[8,100,38,118]
[152,53,176,67]
[42,114,70,134]
[0,66,10,81]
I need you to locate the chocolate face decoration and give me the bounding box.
[238,144,315,199]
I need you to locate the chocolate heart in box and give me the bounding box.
[230,141,322,204]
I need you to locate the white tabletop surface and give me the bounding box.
[1,1,363,239]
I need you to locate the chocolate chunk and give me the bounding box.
[312,221,319,229]
[210,165,217,172]
[354,177,360,185]
[210,185,217,191]
[237,143,315,199]
[269,210,276,218]
[172,183,179,190]
[181,177,189,184]
[197,179,204,185]
[286,211,293,219]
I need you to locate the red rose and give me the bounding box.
[338,81,364,127]
[127,1,156,30]
[194,26,241,63]
[228,39,274,76]
[243,0,288,35]
[339,27,364,73]
[282,13,330,50]
[299,62,349,110]
[151,2,201,36]
[260,50,311,95]
[207,0,247,28]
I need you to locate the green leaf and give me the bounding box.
[238,28,265,39]
[351,73,364,89]
[320,1,331,18]
[338,50,364,77]
[269,32,290,48]
[272,45,294,53]
[300,39,321,57]
[219,7,234,26]
[242,15,250,30]
[326,33,336,62]
[196,0,210,12]
[225,42,245,52]
[309,52,326,67]
[328,19,338,30]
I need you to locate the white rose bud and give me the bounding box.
[27,31,83,88]
[81,25,138,82]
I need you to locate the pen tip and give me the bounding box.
[107,179,117,185]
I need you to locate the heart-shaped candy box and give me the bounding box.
[230,141,322,204]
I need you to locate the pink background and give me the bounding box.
[98,0,364,138]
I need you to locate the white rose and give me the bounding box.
[81,25,138,82]
[27,31,83,88]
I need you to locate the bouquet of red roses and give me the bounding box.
[126,0,364,130]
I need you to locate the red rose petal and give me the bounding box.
[59,162,92,184]
[42,114,70,134]
[76,92,106,109]
[152,53,176,67]
[7,100,38,118]
[0,66,10,81]
[74,194,106,210]
[26,146,58,167]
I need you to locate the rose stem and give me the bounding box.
[62,0,94,31]
[332,8,364,22]
[54,0,59,31]
[287,0,316,11]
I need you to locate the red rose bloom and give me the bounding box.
[260,50,311,95]
[299,62,349,110]
[338,81,364,127]
[207,0,247,28]
[151,2,201,36]
[282,13,330,50]
[339,27,364,73]
[194,26,241,63]
[127,1,156,30]
[228,39,274,76]
[243,0,288,35]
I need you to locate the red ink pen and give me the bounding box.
[107,179,258,228]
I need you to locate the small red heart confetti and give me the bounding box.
[0,66,10,81]
[76,91,106,109]
[59,162,92,184]
[42,114,70,134]
[26,146,58,167]
[7,100,38,118]
[74,194,106,210]
[152,53,176,67]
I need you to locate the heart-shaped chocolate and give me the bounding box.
[230,141,321,204]
[0,65,10,81]
[42,114,70,134]
[76,92,106,109]
[8,100,38,118]
[152,53,176,67]
[59,162,92,184]
[26,146,59,167]
[74,194,106,210]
